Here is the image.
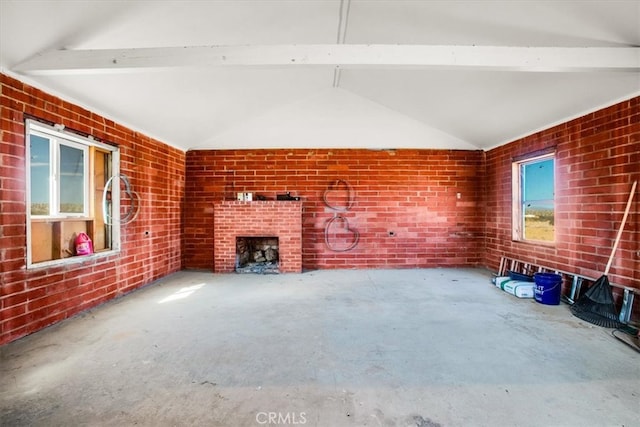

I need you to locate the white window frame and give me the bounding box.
[512,152,555,243]
[25,120,121,268]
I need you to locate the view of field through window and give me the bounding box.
[524,208,555,241]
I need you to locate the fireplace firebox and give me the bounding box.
[236,236,279,274]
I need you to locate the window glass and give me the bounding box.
[514,155,555,242]
[30,134,51,215]
[59,144,85,214]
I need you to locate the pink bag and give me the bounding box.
[75,232,94,256]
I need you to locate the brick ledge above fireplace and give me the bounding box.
[213,201,303,273]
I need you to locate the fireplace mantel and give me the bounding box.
[213,201,303,273]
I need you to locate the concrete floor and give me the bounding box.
[1,268,638,427]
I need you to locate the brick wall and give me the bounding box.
[485,97,639,296]
[213,201,303,273]
[184,149,486,270]
[0,74,185,345]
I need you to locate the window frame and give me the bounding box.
[512,152,556,244]
[25,120,121,268]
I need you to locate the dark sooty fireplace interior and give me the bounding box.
[236,236,279,274]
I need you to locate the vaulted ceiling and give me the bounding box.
[1,0,639,151]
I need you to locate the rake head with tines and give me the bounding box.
[570,275,621,328]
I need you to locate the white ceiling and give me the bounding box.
[1,0,639,152]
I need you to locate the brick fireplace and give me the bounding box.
[213,201,303,273]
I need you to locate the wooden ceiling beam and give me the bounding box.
[13,45,640,75]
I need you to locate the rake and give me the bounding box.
[570,180,637,328]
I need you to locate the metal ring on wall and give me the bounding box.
[323,179,355,212]
[324,214,360,252]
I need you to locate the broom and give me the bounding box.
[570,180,637,328]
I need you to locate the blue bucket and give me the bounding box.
[534,273,562,305]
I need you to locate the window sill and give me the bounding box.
[26,248,120,270]
[512,239,556,249]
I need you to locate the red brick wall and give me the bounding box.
[485,97,639,295]
[184,149,485,270]
[0,74,185,345]
[213,201,303,273]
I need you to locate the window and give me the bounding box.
[512,153,555,243]
[26,120,121,267]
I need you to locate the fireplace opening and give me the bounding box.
[236,236,279,274]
